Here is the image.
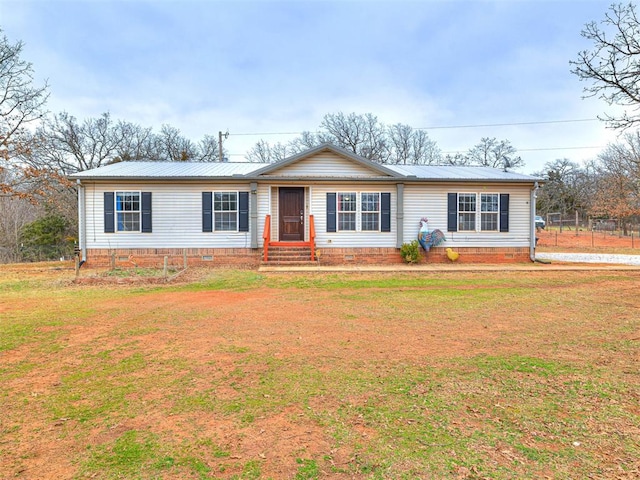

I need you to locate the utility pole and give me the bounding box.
[218,131,223,162]
[218,130,229,162]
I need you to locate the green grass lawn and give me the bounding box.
[1,267,639,479]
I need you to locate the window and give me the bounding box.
[116,191,140,232]
[214,192,238,231]
[327,192,391,233]
[458,193,476,231]
[361,192,380,231]
[448,192,508,233]
[338,192,357,231]
[481,193,499,231]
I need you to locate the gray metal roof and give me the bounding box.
[70,158,542,183]
[387,165,539,181]
[70,161,265,179]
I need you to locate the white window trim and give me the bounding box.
[213,191,239,232]
[457,192,502,232]
[457,192,477,232]
[115,190,141,233]
[360,192,381,232]
[336,191,382,233]
[480,192,500,232]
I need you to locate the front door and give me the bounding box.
[279,187,305,241]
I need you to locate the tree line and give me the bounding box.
[534,130,640,234]
[2,2,640,261]
[245,112,523,170]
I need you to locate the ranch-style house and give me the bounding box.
[70,143,542,267]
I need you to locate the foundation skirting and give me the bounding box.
[83,246,532,268]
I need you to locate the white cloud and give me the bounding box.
[0,0,627,171]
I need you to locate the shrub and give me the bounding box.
[400,240,421,264]
[19,213,73,261]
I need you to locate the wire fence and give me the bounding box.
[541,213,640,236]
[9,244,77,263]
[537,227,640,249]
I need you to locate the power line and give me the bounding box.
[517,145,604,152]
[417,118,599,130]
[226,118,600,137]
[226,145,606,158]
[442,145,605,155]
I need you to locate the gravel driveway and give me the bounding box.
[535,252,640,266]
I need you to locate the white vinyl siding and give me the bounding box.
[266,152,392,177]
[402,184,532,248]
[85,182,251,249]
[82,181,532,251]
[312,185,395,248]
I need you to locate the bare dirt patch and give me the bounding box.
[1,266,639,479]
[537,228,640,251]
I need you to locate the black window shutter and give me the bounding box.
[238,191,249,232]
[202,192,213,232]
[141,192,152,233]
[447,193,458,232]
[326,193,337,232]
[381,192,391,232]
[500,193,510,232]
[104,192,115,233]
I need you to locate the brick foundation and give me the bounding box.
[84,248,262,269]
[83,246,532,268]
[316,247,531,265]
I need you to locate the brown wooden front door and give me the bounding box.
[279,187,305,241]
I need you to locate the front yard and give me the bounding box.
[1,265,638,479]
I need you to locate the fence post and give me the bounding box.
[183,249,187,269]
[110,252,116,270]
[163,256,168,278]
[592,230,594,248]
[75,255,80,279]
[555,231,558,246]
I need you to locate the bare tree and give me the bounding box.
[114,121,155,162]
[287,131,321,155]
[196,134,224,162]
[590,132,640,231]
[534,159,592,216]
[442,152,471,165]
[27,112,130,174]
[571,3,640,129]
[153,124,198,162]
[245,140,292,163]
[466,137,523,170]
[320,112,390,162]
[0,29,49,196]
[388,124,441,165]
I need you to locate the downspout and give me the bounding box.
[396,183,404,248]
[76,179,87,265]
[530,182,539,262]
[250,182,258,248]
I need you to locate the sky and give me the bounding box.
[0,0,626,174]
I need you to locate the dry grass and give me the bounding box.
[1,264,639,479]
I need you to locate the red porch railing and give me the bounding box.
[309,214,316,261]
[262,214,271,262]
[262,214,316,262]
